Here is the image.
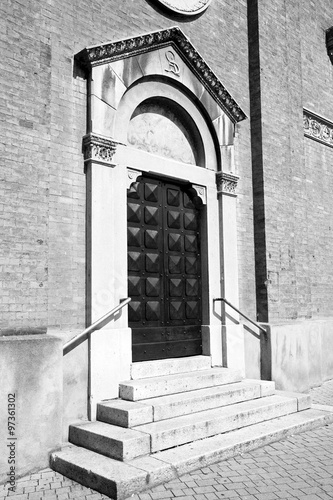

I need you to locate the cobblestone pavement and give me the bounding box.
[1,380,333,500]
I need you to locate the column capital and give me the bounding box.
[83,133,118,166]
[216,172,239,196]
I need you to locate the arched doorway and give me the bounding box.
[126,97,205,361]
[77,27,245,416]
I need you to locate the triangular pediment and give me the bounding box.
[75,26,246,123]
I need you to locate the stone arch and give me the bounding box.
[113,79,217,169]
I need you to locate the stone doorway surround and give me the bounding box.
[75,27,246,419]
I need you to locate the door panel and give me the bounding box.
[127,177,202,362]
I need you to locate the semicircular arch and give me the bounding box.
[114,78,218,170]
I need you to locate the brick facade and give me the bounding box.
[1,0,333,363]
[0,0,254,331]
[249,0,333,322]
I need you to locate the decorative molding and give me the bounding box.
[127,168,142,189]
[75,27,246,124]
[82,133,118,165]
[192,184,207,205]
[154,0,213,16]
[303,109,333,149]
[326,26,333,64]
[216,172,239,195]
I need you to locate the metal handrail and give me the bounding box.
[213,297,267,336]
[63,297,131,355]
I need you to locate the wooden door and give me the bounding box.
[127,177,202,361]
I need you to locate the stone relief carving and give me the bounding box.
[75,27,246,124]
[165,50,181,76]
[127,102,197,164]
[216,172,239,195]
[303,110,333,148]
[83,133,118,164]
[192,184,207,204]
[127,169,142,190]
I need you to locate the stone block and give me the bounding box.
[97,399,153,428]
[69,421,150,461]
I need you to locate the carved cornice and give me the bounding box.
[303,109,333,149]
[82,133,118,165]
[216,172,239,195]
[75,27,246,124]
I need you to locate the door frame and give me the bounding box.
[79,27,246,419]
[127,173,205,362]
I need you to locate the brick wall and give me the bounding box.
[0,0,256,330]
[250,0,333,322]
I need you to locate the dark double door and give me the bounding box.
[127,176,203,362]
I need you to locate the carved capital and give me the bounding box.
[216,172,239,195]
[303,109,333,149]
[83,133,118,165]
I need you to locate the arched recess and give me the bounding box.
[76,27,246,419]
[114,79,217,170]
[128,96,201,166]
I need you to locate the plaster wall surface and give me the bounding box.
[267,320,333,393]
[0,335,62,483]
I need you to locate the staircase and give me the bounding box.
[51,356,333,499]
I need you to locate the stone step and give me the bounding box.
[51,407,333,500]
[119,367,243,401]
[130,355,212,380]
[142,380,276,422]
[98,380,276,427]
[135,394,298,452]
[97,399,154,428]
[69,421,150,461]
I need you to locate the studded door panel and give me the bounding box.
[127,177,202,361]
